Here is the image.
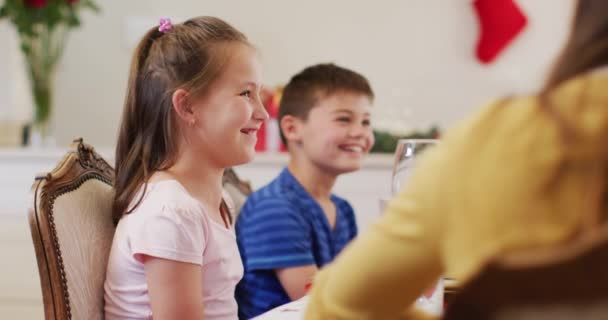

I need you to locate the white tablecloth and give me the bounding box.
[252,296,309,320]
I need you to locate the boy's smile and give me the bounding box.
[338,144,366,154]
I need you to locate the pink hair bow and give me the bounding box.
[158,18,172,33]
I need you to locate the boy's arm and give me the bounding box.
[276,265,318,300]
[276,200,357,300]
[238,197,317,299]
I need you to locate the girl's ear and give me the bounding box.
[280,115,303,145]
[172,89,196,125]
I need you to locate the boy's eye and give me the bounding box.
[362,119,371,126]
[240,90,251,98]
[336,117,351,122]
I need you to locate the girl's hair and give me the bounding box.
[536,0,608,144]
[113,16,249,224]
[537,0,608,231]
[543,0,608,91]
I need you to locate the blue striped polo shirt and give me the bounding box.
[235,168,358,319]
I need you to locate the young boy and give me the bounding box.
[235,63,375,319]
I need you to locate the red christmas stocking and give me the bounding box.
[473,0,528,64]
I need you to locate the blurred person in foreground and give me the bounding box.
[304,1,608,319]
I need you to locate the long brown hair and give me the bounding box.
[544,0,608,91]
[113,16,249,224]
[539,1,608,231]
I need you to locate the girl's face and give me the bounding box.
[188,43,268,168]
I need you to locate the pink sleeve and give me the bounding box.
[129,206,206,265]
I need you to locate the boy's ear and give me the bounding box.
[172,89,196,124]
[280,115,303,145]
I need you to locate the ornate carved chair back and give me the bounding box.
[29,139,115,320]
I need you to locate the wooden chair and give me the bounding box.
[444,229,608,320]
[29,139,115,320]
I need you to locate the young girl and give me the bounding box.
[104,16,268,320]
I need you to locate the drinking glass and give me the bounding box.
[391,139,443,315]
[391,139,437,195]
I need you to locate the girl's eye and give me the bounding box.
[336,117,351,123]
[362,119,371,126]
[240,90,251,98]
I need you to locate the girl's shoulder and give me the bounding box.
[131,180,204,218]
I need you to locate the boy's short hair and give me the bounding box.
[278,63,374,146]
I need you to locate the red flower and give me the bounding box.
[24,0,48,8]
[67,0,79,4]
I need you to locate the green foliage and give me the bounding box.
[0,1,99,38]
[370,126,441,153]
[0,0,99,125]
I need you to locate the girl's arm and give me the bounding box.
[144,256,204,320]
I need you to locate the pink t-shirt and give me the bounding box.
[104,180,243,320]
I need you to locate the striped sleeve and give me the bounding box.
[237,197,315,271]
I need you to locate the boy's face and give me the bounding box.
[294,91,374,175]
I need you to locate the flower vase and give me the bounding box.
[28,75,55,148]
[1,0,101,148]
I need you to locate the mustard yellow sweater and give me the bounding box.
[304,73,608,320]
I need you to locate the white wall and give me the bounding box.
[0,25,32,122]
[0,25,9,119]
[0,0,574,148]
